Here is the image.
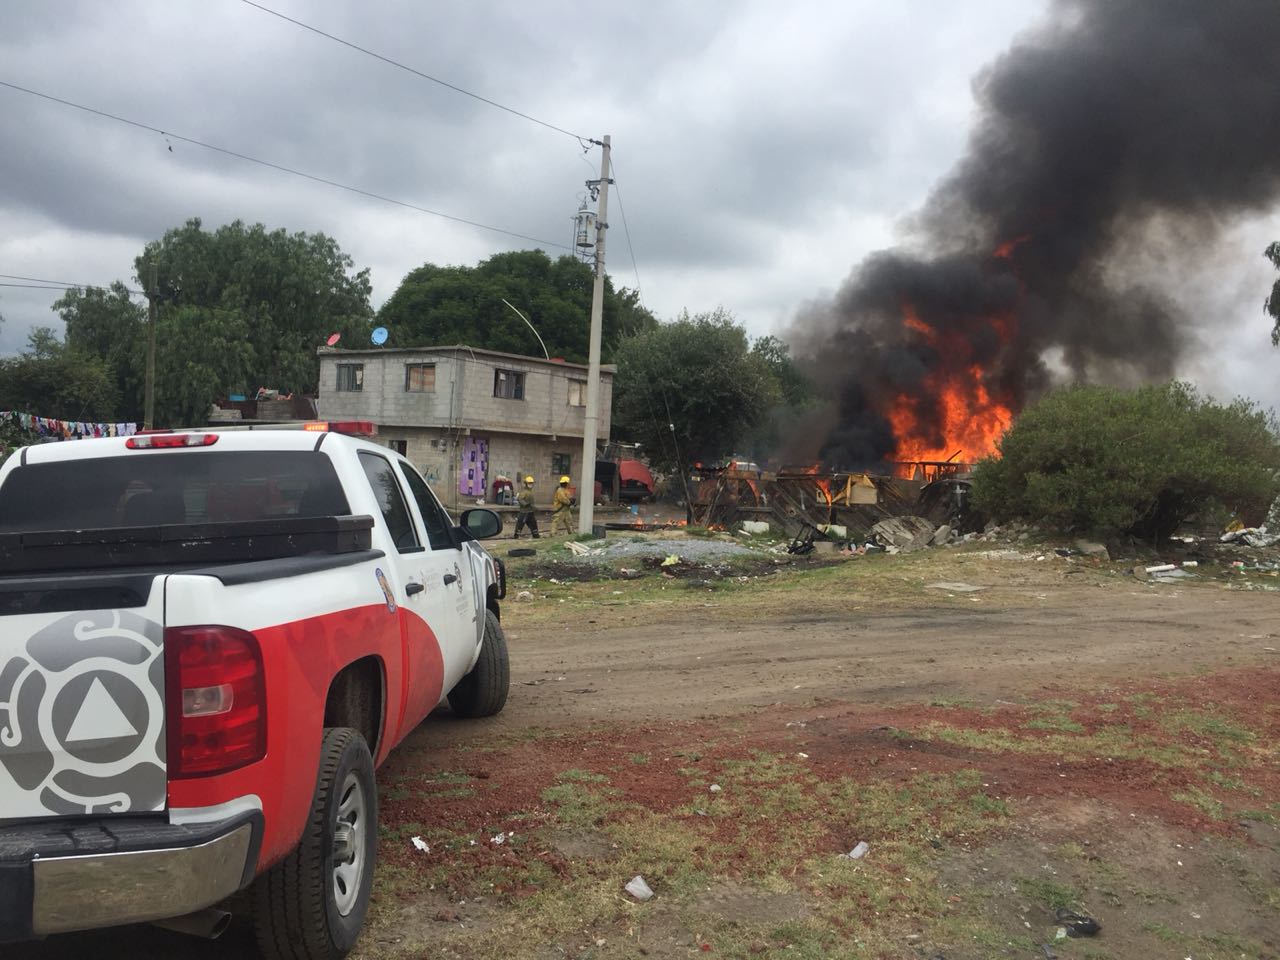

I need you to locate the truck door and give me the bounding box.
[394,462,479,694]
[356,453,459,735]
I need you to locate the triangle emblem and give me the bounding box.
[65,677,139,743]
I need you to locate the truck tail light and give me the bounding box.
[165,626,266,778]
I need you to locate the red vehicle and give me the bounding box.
[0,422,509,958]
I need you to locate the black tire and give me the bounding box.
[448,609,510,718]
[252,727,377,960]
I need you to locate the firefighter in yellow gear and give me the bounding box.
[513,476,539,538]
[551,475,575,535]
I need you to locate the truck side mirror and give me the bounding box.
[459,508,503,540]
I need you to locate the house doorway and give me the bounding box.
[459,436,488,498]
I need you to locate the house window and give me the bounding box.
[404,363,435,392]
[388,440,408,456]
[551,452,571,477]
[493,368,525,400]
[567,380,586,407]
[335,363,363,392]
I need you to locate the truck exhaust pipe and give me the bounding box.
[152,907,233,940]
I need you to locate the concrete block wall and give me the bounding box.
[317,348,612,439]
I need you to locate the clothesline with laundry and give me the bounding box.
[0,409,139,441]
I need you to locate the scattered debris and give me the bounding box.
[515,590,534,602]
[1221,525,1279,548]
[624,875,655,901]
[840,841,870,860]
[660,554,681,567]
[926,582,986,593]
[1074,539,1110,559]
[869,516,936,552]
[566,540,592,556]
[1055,909,1101,937]
[410,836,429,853]
[509,547,537,557]
[709,783,722,793]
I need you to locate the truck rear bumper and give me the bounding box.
[0,809,262,942]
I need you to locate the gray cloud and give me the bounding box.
[4,0,1275,418]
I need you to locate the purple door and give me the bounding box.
[459,436,488,498]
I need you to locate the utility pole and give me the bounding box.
[578,135,610,535]
[144,262,157,431]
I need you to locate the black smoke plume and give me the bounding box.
[788,0,1280,469]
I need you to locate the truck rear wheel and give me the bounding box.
[448,609,510,718]
[252,727,377,960]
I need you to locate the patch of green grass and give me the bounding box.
[1173,786,1225,820]
[556,768,608,783]
[1142,920,1191,944]
[540,779,617,828]
[1026,715,1086,734]
[1098,703,1119,713]
[627,752,650,764]
[1160,709,1257,745]
[916,721,1201,768]
[1015,875,1080,912]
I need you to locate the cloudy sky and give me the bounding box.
[2,1,1277,410]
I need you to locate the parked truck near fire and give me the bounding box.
[0,422,510,958]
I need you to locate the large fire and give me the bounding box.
[885,304,1015,472]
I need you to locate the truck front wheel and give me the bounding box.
[448,609,510,718]
[253,727,377,960]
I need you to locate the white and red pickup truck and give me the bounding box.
[0,421,509,958]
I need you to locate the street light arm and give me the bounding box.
[501,298,550,360]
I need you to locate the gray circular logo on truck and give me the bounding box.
[0,610,166,817]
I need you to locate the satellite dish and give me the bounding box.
[325,333,341,346]
[371,327,389,346]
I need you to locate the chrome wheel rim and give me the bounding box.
[331,771,367,916]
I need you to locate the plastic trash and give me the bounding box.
[411,836,429,853]
[843,841,870,859]
[661,554,681,567]
[709,783,722,793]
[625,876,654,901]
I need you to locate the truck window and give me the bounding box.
[0,451,349,532]
[398,462,456,551]
[358,452,420,552]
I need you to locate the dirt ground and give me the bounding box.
[12,542,1280,959]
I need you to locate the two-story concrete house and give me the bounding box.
[317,345,615,509]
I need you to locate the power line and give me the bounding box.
[0,282,74,291]
[239,0,598,147]
[0,79,573,251]
[608,157,646,312]
[0,274,144,295]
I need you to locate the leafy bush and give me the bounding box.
[971,382,1280,540]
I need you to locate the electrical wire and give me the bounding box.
[0,79,573,251]
[238,0,598,147]
[0,273,144,295]
[607,156,645,312]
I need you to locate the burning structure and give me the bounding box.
[788,0,1280,472]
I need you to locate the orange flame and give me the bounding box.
[887,305,1015,471]
[815,477,833,506]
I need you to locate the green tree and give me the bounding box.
[376,249,654,362]
[136,218,373,425]
[971,381,1280,540]
[1266,241,1280,346]
[0,329,120,423]
[55,282,147,420]
[611,309,782,477]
